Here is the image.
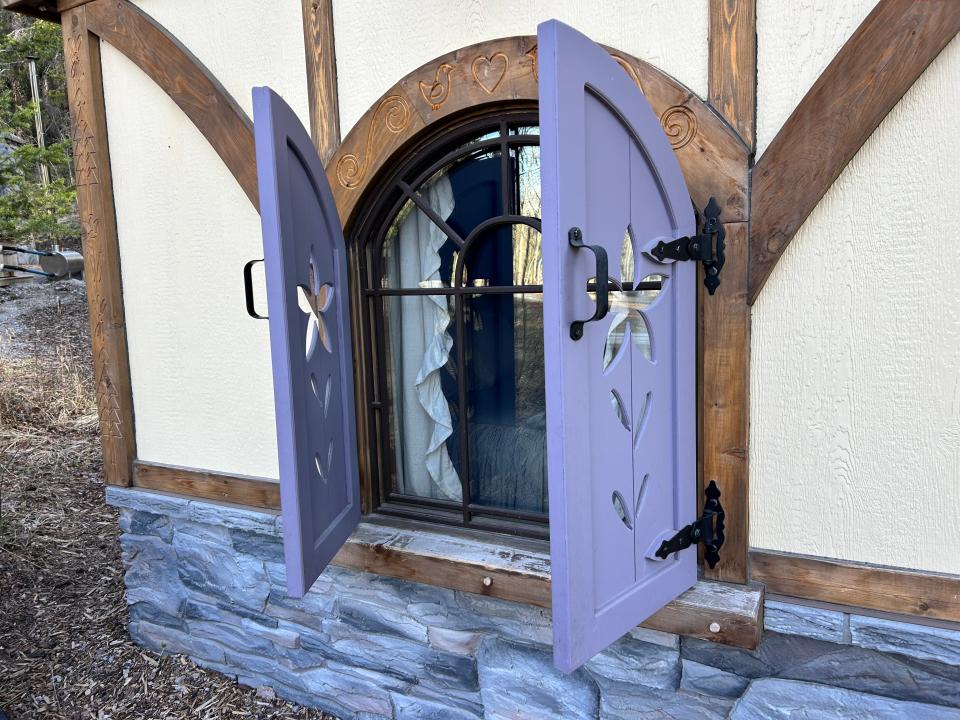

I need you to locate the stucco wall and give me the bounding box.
[100,0,310,478]
[750,2,960,574]
[332,0,708,135]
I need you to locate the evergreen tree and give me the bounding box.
[0,14,77,249]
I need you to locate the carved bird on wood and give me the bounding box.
[419,63,454,111]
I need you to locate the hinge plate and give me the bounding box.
[654,480,725,568]
[650,197,725,295]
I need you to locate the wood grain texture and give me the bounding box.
[327,36,748,231]
[83,0,259,210]
[133,461,280,510]
[63,8,135,486]
[301,0,341,165]
[699,223,751,584]
[749,0,960,304]
[708,0,756,150]
[703,0,755,585]
[751,550,960,623]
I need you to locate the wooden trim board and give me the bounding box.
[749,0,960,303]
[301,0,341,164]
[62,6,135,486]
[751,549,960,623]
[133,460,281,510]
[702,0,755,584]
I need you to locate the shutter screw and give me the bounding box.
[709,622,721,634]
[482,576,493,588]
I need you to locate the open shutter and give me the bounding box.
[253,87,360,598]
[539,20,698,672]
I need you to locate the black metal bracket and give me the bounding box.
[655,480,725,568]
[568,227,609,340]
[650,197,725,295]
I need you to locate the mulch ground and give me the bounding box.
[0,281,334,719]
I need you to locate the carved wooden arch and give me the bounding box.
[326,35,749,230]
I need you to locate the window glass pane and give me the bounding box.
[381,194,460,289]
[461,226,543,287]
[382,292,462,501]
[509,125,540,136]
[465,292,547,514]
[416,148,503,240]
[516,144,541,218]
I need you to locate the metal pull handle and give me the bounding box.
[568,226,608,341]
[243,259,268,319]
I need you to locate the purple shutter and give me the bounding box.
[253,87,360,598]
[539,20,697,672]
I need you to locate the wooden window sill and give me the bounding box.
[334,515,763,649]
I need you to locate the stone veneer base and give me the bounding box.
[106,487,960,720]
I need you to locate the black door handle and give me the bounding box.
[568,227,608,340]
[243,259,268,319]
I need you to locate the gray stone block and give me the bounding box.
[477,637,599,720]
[680,659,749,699]
[391,690,484,720]
[128,601,186,631]
[119,509,173,542]
[173,521,233,546]
[187,620,277,657]
[230,528,285,564]
[240,617,300,648]
[106,487,191,521]
[120,534,186,618]
[599,680,733,720]
[683,632,960,708]
[427,626,483,655]
[265,588,336,630]
[730,678,960,719]
[188,499,279,536]
[131,620,227,665]
[764,600,847,643]
[173,531,270,613]
[850,614,960,666]
[339,596,429,643]
[585,634,680,690]
[627,625,680,649]
[451,591,553,646]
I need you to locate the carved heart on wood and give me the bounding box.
[472,53,508,95]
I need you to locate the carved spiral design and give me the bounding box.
[660,105,697,150]
[336,95,411,189]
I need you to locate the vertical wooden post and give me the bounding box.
[703,0,755,584]
[62,7,136,486]
[301,0,341,165]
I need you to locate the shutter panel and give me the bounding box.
[539,20,698,672]
[253,87,360,598]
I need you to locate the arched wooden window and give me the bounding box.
[350,107,549,536]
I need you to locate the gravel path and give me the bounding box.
[0,281,334,719]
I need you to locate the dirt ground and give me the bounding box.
[0,280,334,719]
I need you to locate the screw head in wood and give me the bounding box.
[709,622,721,633]
[482,576,493,587]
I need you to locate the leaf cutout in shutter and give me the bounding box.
[620,226,635,287]
[631,312,653,362]
[633,390,651,448]
[634,473,650,519]
[610,389,631,431]
[612,490,633,530]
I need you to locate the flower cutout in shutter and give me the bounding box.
[297,259,334,359]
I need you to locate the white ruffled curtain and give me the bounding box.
[384,175,461,501]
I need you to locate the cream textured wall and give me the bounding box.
[100,1,309,478]
[751,2,960,574]
[332,0,708,135]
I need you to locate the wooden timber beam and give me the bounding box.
[751,549,960,624]
[749,0,960,304]
[301,0,341,165]
[82,0,259,210]
[702,0,755,585]
[62,6,135,486]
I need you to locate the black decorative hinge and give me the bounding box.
[655,480,725,568]
[650,197,725,295]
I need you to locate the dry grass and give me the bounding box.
[0,281,334,719]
